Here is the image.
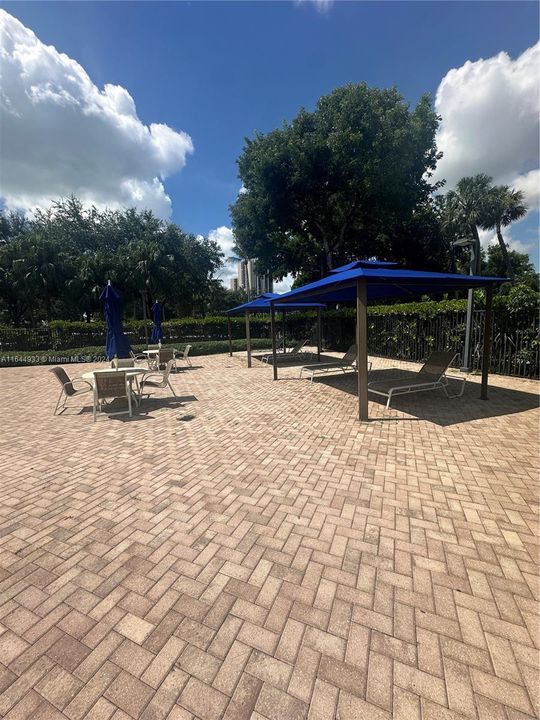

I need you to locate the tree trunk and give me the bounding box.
[470,225,482,274]
[496,223,513,279]
[322,238,333,272]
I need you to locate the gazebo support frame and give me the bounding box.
[270,281,495,422]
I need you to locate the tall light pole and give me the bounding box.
[453,236,478,371]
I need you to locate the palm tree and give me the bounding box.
[445,174,493,273]
[482,186,527,278]
[22,238,62,322]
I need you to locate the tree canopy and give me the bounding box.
[441,174,528,278]
[483,245,538,290]
[231,83,443,279]
[0,198,228,325]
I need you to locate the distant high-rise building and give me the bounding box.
[235,259,273,296]
[229,278,239,291]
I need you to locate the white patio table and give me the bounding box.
[141,348,178,357]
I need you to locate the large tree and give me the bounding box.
[443,176,528,278]
[482,185,527,278]
[0,198,224,325]
[444,174,493,274]
[230,83,442,279]
[484,244,538,289]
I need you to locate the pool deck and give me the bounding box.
[0,353,538,719]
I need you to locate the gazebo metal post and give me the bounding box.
[227,315,233,357]
[245,311,252,368]
[271,303,278,380]
[282,311,286,353]
[317,307,322,362]
[356,278,369,421]
[480,285,493,400]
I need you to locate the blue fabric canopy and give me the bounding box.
[329,259,399,273]
[100,283,132,360]
[227,292,325,314]
[272,264,507,305]
[150,301,164,343]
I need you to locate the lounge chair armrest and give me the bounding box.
[141,372,162,383]
[443,371,468,399]
[69,378,94,390]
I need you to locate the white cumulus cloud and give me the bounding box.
[433,43,539,194]
[207,225,292,291]
[478,226,538,260]
[208,226,238,286]
[0,10,193,218]
[274,275,293,294]
[294,0,333,13]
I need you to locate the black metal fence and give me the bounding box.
[1,310,538,378]
[324,311,539,379]
[0,320,268,351]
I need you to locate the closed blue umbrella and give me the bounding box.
[150,301,163,343]
[100,282,132,360]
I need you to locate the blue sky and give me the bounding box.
[1,1,539,276]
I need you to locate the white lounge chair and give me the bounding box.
[368,351,466,408]
[262,339,314,364]
[299,344,363,382]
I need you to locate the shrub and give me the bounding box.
[0,339,272,367]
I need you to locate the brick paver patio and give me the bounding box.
[0,353,538,720]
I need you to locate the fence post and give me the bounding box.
[480,287,493,399]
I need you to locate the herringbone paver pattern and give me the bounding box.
[0,354,538,720]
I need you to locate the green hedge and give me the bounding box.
[1,290,538,376]
[0,339,272,367]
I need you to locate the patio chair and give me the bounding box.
[157,346,176,371]
[93,370,133,422]
[49,367,93,415]
[143,344,162,370]
[176,344,193,367]
[261,339,313,364]
[368,350,465,408]
[140,360,177,397]
[299,344,363,382]
[130,350,148,365]
[111,358,135,368]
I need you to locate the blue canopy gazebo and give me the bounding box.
[270,261,506,420]
[226,292,326,367]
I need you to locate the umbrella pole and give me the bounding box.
[141,291,149,346]
[271,303,278,380]
[317,307,322,362]
[245,311,252,368]
[227,315,233,357]
[480,285,493,400]
[356,278,369,421]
